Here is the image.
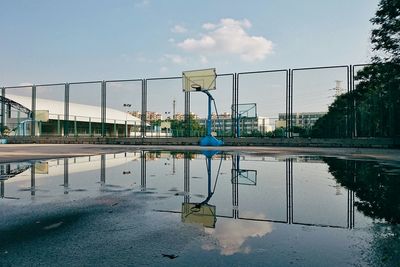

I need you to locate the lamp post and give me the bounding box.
[123,104,131,137]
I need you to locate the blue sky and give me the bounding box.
[0,0,379,86]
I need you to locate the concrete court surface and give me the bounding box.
[0,144,399,164]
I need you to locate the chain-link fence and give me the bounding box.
[1,64,395,139]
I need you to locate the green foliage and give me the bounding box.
[170,115,205,137]
[150,119,161,127]
[324,157,400,224]
[370,0,400,62]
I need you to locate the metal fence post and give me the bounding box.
[64,83,69,137]
[141,79,147,138]
[184,90,190,137]
[289,69,293,138]
[31,85,36,137]
[1,87,5,134]
[101,81,106,137]
[233,73,238,138]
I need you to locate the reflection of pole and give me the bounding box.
[172,156,176,175]
[207,156,212,197]
[0,164,4,198]
[64,158,69,194]
[141,151,146,191]
[347,161,356,229]
[286,158,293,224]
[100,154,106,187]
[184,155,190,204]
[232,154,239,219]
[31,163,35,196]
[1,181,4,198]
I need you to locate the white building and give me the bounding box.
[3,94,142,136]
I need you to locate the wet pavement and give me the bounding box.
[0,151,399,266]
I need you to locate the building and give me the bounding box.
[197,116,274,135]
[277,112,326,129]
[173,112,199,121]
[1,94,142,137]
[129,111,162,122]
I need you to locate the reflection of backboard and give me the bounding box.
[35,162,49,174]
[232,169,257,185]
[182,68,216,92]
[235,103,257,118]
[181,203,216,228]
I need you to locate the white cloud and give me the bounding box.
[202,211,273,255]
[177,18,273,62]
[171,24,187,33]
[200,55,208,64]
[135,53,153,63]
[159,66,168,74]
[163,54,186,64]
[134,0,150,7]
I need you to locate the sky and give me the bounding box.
[0,0,380,117]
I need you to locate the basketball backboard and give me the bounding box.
[182,68,216,92]
[231,169,257,186]
[234,103,257,118]
[181,202,216,228]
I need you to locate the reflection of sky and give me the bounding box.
[6,153,140,183]
[202,211,273,255]
[1,152,384,230]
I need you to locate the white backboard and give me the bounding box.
[182,68,216,92]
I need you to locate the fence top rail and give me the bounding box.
[292,65,350,72]
[216,73,234,77]
[237,69,289,75]
[352,63,373,68]
[1,63,372,88]
[36,82,66,87]
[146,73,233,81]
[3,85,34,89]
[105,78,143,83]
[69,80,103,85]
[146,76,181,81]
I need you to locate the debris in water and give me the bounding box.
[162,254,178,259]
[43,221,63,230]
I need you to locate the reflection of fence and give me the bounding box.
[1,64,390,139]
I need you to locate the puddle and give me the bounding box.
[0,150,399,266]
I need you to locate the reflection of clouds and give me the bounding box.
[202,212,272,255]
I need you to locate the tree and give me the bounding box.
[170,115,205,137]
[370,0,400,63]
[312,0,400,138]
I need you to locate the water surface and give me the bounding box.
[0,151,399,266]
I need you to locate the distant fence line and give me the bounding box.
[2,63,389,139]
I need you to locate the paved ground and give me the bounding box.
[0,144,399,164]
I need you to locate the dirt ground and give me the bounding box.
[0,144,399,164]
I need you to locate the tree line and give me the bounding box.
[312,0,400,138]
